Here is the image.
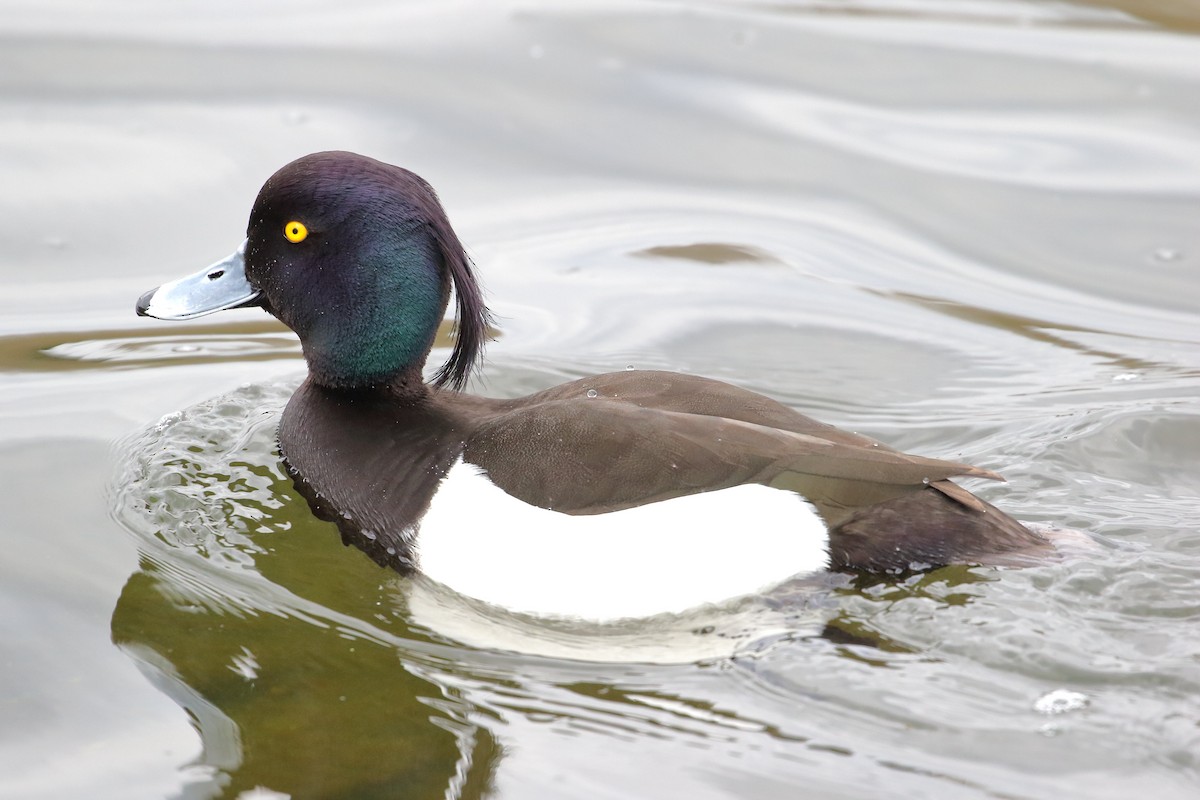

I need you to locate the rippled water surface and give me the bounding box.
[2,1,1199,798]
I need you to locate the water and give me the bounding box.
[2,1,1199,798]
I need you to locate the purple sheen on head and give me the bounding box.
[248,151,492,391]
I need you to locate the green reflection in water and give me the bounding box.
[110,385,498,799]
[111,565,496,799]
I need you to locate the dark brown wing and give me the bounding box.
[462,390,998,524]
[513,370,897,450]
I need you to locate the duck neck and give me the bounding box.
[301,227,449,390]
[308,364,433,404]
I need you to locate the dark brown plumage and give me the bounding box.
[278,369,1055,575]
[138,151,1065,597]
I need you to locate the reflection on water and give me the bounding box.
[633,242,779,264]
[111,383,484,797]
[0,319,484,374]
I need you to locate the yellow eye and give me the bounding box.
[284,221,308,243]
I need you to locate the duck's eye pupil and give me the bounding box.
[284,221,308,243]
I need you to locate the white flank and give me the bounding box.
[415,458,830,622]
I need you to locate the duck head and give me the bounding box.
[137,151,489,391]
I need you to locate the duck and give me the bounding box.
[136,150,1067,621]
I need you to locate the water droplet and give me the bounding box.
[362,529,377,541]
[1034,689,1088,715]
[921,477,931,485]
[386,546,396,556]
[586,388,599,398]
[625,364,635,371]
[340,511,352,520]
[1151,246,1182,262]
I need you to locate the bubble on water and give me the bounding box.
[362,529,377,541]
[386,547,396,556]
[155,411,183,430]
[1034,689,1088,715]
[921,477,930,485]
[586,388,599,398]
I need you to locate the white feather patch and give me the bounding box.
[415,457,829,621]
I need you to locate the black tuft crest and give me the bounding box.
[430,249,491,391]
[425,198,492,392]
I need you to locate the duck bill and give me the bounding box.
[136,239,262,320]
